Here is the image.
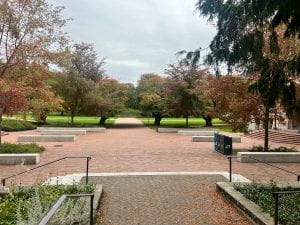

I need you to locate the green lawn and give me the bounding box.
[16,115,116,127]
[139,117,234,132]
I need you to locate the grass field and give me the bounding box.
[139,117,234,132]
[10,115,116,127]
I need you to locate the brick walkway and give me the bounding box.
[1,118,299,186]
[89,175,252,225]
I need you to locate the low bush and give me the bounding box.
[2,119,36,132]
[235,182,300,225]
[0,184,95,225]
[249,145,297,152]
[0,143,45,154]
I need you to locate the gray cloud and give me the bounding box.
[51,0,216,83]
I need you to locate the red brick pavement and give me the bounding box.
[1,118,299,186]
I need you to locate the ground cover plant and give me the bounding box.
[0,184,95,225]
[249,146,298,152]
[235,182,300,225]
[0,143,45,154]
[2,119,36,132]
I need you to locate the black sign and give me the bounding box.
[214,133,232,155]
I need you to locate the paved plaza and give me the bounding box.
[1,118,299,186]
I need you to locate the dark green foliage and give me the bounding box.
[235,182,300,225]
[2,120,36,132]
[0,184,95,225]
[0,143,45,154]
[249,146,297,152]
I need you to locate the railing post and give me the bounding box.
[1,179,5,187]
[90,194,94,225]
[86,157,91,185]
[228,157,232,182]
[273,193,279,225]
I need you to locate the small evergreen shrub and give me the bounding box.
[249,146,297,152]
[2,120,36,132]
[235,182,300,225]
[0,143,45,154]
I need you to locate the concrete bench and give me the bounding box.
[18,135,76,142]
[192,136,242,143]
[40,130,86,135]
[37,127,106,133]
[178,130,218,136]
[237,152,300,163]
[0,153,40,165]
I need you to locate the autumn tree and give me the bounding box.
[136,73,168,126]
[164,60,207,127]
[84,78,128,126]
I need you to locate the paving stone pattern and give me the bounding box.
[1,118,299,186]
[89,175,252,225]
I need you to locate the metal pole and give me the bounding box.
[90,194,94,225]
[86,157,90,184]
[228,157,232,182]
[274,193,279,225]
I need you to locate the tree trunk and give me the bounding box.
[185,115,189,128]
[203,115,213,126]
[154,115,163,126]
[60,111,64,116]
[0,111,2,145]
[70,110,75,126]
[264,106,270,152]
[99,116,107,126]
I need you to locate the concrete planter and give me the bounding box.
[192,136,241,143]
[178,130,218,136]
[237,152,300,163]
[0,153,40,165]
[37,127,106,133]
[40,130,86,135]
[18,135,76,142]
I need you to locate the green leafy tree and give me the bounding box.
[194,0,300,150]
[136,73,167,126]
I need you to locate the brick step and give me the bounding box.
[246,130,300,145]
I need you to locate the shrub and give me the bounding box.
[249,145,297,152]
[2,120,36,132]
[0,184,95,225]
[0,143,45,154]
[235,182,300,225]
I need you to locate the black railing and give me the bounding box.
[227,155,300,182]
[1,156,91,187]
[38,193,94,225]
[273,190,300,225]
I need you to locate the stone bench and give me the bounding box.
[0,153,40,165]
[192,136,241,143]
[18,135,76,142]
[37,127,106,133]
[178,130,218,136]
[237,152,300,163]
[40,130,86,135]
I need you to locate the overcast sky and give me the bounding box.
[51,0,216,84]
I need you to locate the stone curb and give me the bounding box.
[216,182,274,225]
[0,153,40,165]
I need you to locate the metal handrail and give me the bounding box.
[273,190,300,225]
[38,193,94,225]
[1,156,91,186]
[227,155,300,182]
